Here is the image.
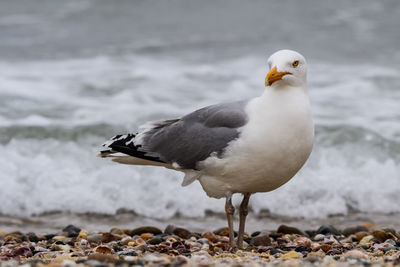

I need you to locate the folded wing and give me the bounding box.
[100,100,249,170]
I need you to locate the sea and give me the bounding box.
[0,0,399,233]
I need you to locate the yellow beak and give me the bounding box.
[265,66,291,86]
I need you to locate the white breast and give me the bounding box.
[198,86,314,198]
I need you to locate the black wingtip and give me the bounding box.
[100,133,165,164]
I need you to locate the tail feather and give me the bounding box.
[99,133,165,164]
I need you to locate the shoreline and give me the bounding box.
[2,211,400,234]
[1,213,400,266]
[1,224,400,266]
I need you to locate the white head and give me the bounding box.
[265,50,307,88]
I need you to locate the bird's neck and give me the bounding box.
[256,85,311,119]
[261,84,308,100]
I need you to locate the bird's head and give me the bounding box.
[265,50,307,88]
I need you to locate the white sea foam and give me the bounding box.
[0,55,399,219]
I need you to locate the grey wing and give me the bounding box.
[100,100,249,170]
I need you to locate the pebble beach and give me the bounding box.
[2,223,400,267]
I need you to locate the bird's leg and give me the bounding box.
[237,193,251,249]
[225,192,235,249]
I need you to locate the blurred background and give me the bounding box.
[0,0,399,232]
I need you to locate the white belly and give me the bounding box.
[198,90,314,198]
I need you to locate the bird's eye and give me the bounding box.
[292,60,299,67]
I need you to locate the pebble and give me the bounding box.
[119,236,135,246]
[62,225,81,237]
[318,243,332,253]
[214,227,230,237]
[294,236,311,247]
[197,238,209,244]
[295,246,312,252]
[315,225,341,236]
[383,227,397,235]
[77,229,88,241]
[277,225,304,235]
[52,235,72,244]
[4,232,27,243]
[27,232,40,242]
[146,237,163,245]
[282,251,302,259]
[372,229,390,243]
[250,233,271,246]
[251,231,261,237]
[173,227,191,239]
[342,225,369,236]
[359,235,374,245]
[306,251,326,259]
[116,250,138,256]
[88,253,117,263]
[87,233,103,243]
[95,245,114,254]
[51,244,71,252]
[355,231,369,241]
[344,249,369,260]
[269,248,283,255]
[201,232,218,243]
[140,233,154,240]
[164,224,176,235]
[9,246,33,257]
[385,238,396,245]
[313,234,325,241]
[382,246,398,253]
[102,232,121,243]
[110,228,125,235]
[131,226,162,236]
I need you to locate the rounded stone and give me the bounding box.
[372,230,389,243]
[355,231,369,241]
[131,226,162,236]
[277,225,305,236]
[359,235,374,245]
[282,251,302,259]
[269,248,283,255]
[295,246,312,252]
[319,244,332,253]
[140,233,154,241]
[214,227,230,237]
[146,237,163,245]
[251,231,261,237]
[102,232,122,243]
[197,238,209,244]
[294,236,311,247]
[87,233,103,243]
[62,225,81,237]
[110,228,125,235]
[250,234,271,247]
[173,227,191,239]
[201,232,217,243]
[164,225,176,235]
[342,226,369,236]
[4,232,27,243]
[315,225,341,236]
[95,245,114,254]
[313,234,325,241]
[77,230,88,241]
[27,232,40,243]
[117,250,139,256]
[382,246,398,253]
[344,249,368,260]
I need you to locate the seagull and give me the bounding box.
[99,49,314,249]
